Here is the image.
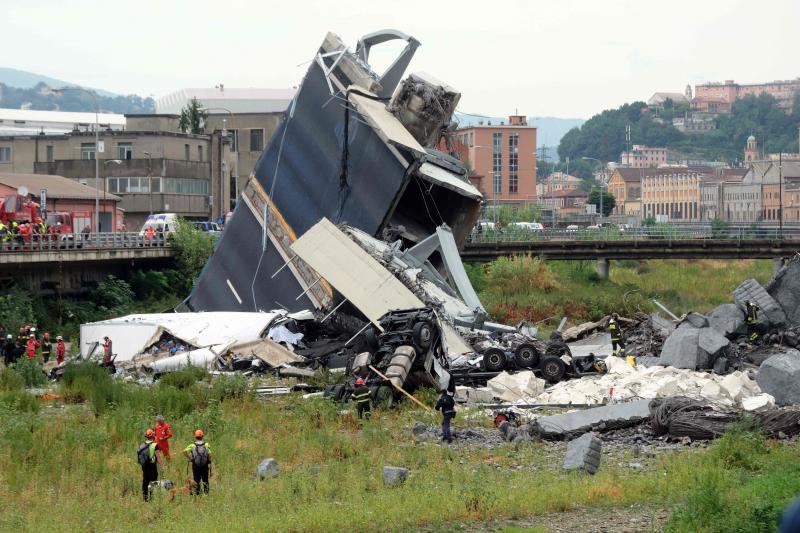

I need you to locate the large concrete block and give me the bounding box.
[382,466,409,486]
[766,255,800,327]
[563,432,602,474]
[698,328,729,358]
[533,399,651,439]
[683,312,709,328]
[708,304,746,337]
[757,349,800,406]
[734,278,786,326]
[660,325,702,369]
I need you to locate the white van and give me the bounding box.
[139,213,179,237]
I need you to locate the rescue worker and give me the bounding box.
[746,301,762,343]
[145,226,155,241]
[137,428,163,502]
[183,429,212,495]
[25,334,40,360]
[3,334,15,366]
[608,313,626,357]
[101,336,113,365]
[435,390,456,444]
[40,332,52,363]
[351,377,371,420]
[154,415,173,462]
[0,222,8,247]
[55,336,66,365]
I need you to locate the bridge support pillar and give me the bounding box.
[774,257,787,275]
[596,258,610,281]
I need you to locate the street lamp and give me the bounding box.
[51,86,101,233]
[143,152,153,216]
[103,159,122,232]
[582,157,606,222]
[203,107,239,217]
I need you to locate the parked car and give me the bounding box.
[192,221,222,236]
[509,221,544,232]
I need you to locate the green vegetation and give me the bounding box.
[470,257,773,327]
[586,188,616,217]
[0,365,798,531]
[484,204,543,225]
[558,92,800,164]
[0,82,154,114]
[178,97,208,134]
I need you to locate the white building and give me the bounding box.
[155,87,296,115]
[0,108,126,136]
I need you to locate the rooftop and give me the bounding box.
[155,87,296,114]
[0,172,121,201]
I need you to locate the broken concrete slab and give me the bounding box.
[698,327,729,357]
[454,386,494,404]
[532,399,651,439]
[650,313,676,336]
[756,348,800,406]
[734,278,786,326]
[766,255,800,327]
[708,303,746,337]
[741,393,775,412]
[257,458,280,479]
[382,466,409,486]
[487,371,545,402]
[660,325,704,369]
[563,432,602,474]
[683,312,709,329]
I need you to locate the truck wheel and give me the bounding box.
[412,321,433,351]
[483,348,507,372]
[371,384,395,409]
[515,343,540,368]
[539,356,566,382]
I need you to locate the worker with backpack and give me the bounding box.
[183,429,212,495]
[137,428,164,501]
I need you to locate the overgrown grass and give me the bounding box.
[471,258,773,329]
[0,373,798,532]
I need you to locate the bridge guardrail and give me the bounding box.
[467,226,800,244]
[0,232,171,252]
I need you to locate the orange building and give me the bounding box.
[451,115,537,206]
[694,79,800,114]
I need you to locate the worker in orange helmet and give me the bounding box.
[183,429,212,495]
[137,428,164,502]
[351,377,371,420]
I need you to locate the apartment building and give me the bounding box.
[619,145,668,168]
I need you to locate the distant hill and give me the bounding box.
[0,67,117,97]
[0,68,154,114]
[454,113,584,161]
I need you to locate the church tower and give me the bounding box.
[745,135,758,162]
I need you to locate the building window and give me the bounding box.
[229,129,238,152]
[81,143,96,160]
[163,177,209,195]
[492,132,502,195]
[46,145,54,162]
[250,129,264,152]
[0,146,11,162]
[198,145,204,162]
[185,144,190,161]
[117,142,133,160]
[508,133,519,194]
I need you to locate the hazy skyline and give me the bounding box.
[5,0,798,118]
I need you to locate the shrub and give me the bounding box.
[91,275,134,313]
[10,358,46,388]
[210,374,250,402]
[486,255,559,298]
[0,390,40,413]
[0,365,24,391]
[158,366,209,389]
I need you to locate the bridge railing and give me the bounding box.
[467,225,800,244]
[0,232,171,252]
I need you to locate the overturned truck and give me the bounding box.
[181,29,481,315]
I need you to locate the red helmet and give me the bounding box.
[145,428,155,438]
[355,378,365,386]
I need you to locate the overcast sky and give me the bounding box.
[5,0,798,118]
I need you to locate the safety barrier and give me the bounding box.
[0,232,171,252]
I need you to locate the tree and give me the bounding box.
[169,218,217,294]
[178,97,208,134]
[587,188,615,217]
